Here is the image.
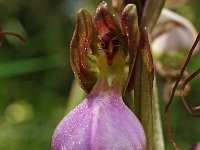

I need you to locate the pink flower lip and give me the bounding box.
[52,80,146,150]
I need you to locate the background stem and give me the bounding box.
[153,77,165,150]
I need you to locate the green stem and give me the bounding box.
[153,77,165,150]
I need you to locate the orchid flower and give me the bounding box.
[51,0,165,149]
[52,2,147,149]
[152,8,198,71]
[151,8,198,101]
[52,79,146,150]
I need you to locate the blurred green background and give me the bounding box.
[0,0,200,149]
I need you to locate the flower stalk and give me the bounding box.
[133,28,155,150]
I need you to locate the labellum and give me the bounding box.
[52,79,146,150]
[51,1,151,150]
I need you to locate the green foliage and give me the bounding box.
[0,0,200,150]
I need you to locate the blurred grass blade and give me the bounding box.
[0,27,4,47]
[141,0,165,31]
[3,19,27,46]
[65,79,86,113]
[0,53,67,78]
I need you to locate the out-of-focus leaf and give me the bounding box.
[3,19,27,46]
[65,79,86,113]
[141,0,166,31]
[112,0,124,12]
[0,53,66,78]
[133,28,154,150]
[0,27,4,47]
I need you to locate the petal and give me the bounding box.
[121,4,140,94]
[70,9,97,93]
[52,80,146,150]
[94,1,120,40]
